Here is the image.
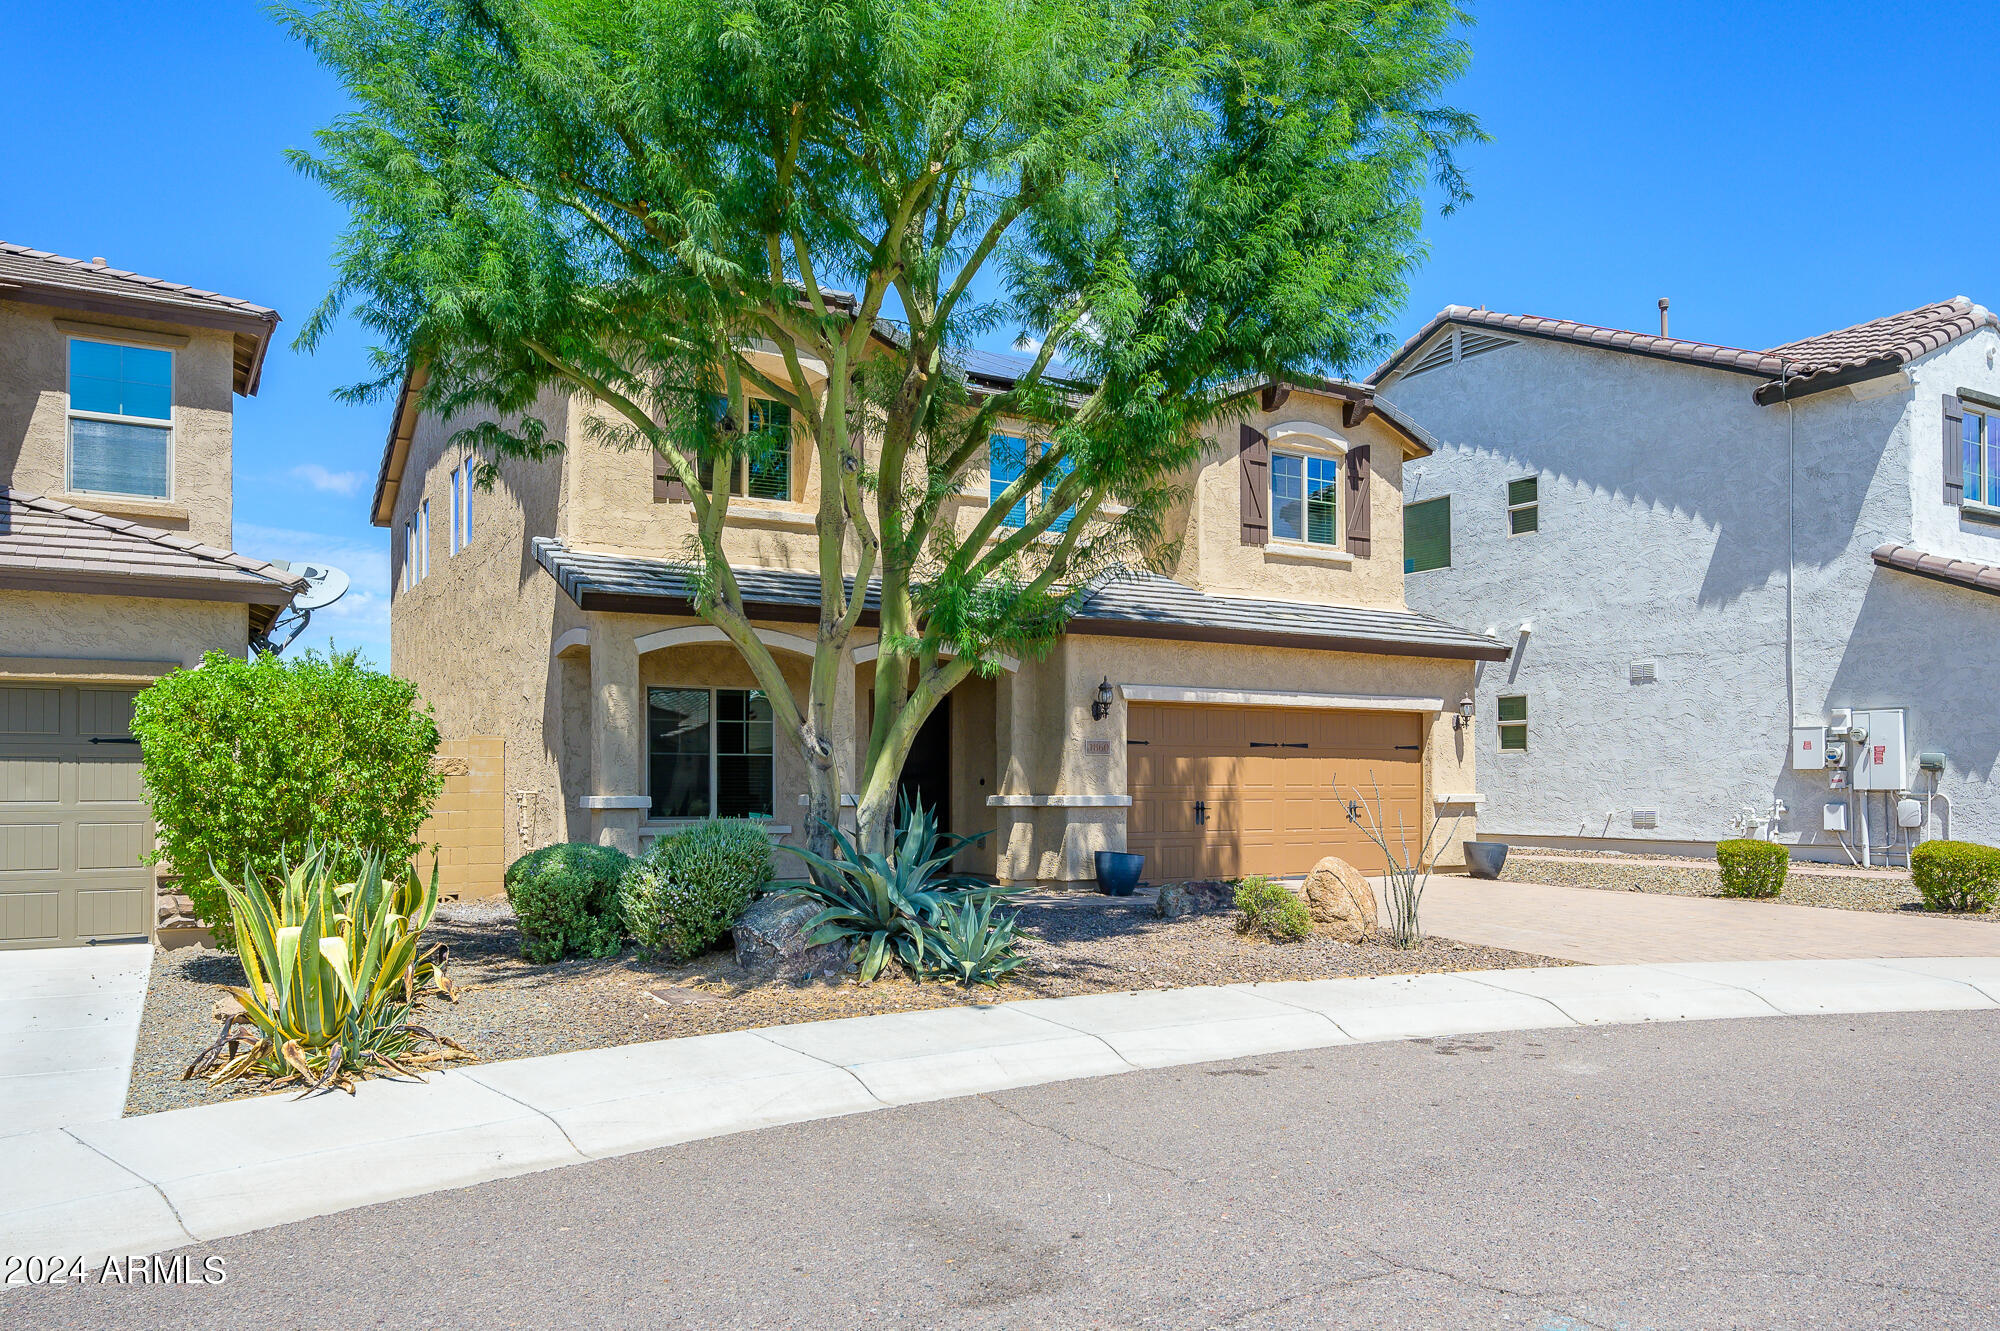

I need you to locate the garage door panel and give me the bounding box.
[77,821,149,871]
[0,891,62,943]
[77,689,138,738]
[77,756,146,804]
[76,887,148,940]
[1126,702,1425,879]
[0,823,62,872]
[0,688,62,735]
[0,756,61,803]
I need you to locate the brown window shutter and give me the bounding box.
[1239,424,1269,545]
[654,451,689,503]
[1944,394,1965,506]
[1345,444,1372,556]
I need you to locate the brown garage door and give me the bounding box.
[1126,703,1424,879]
[0,685,153,950]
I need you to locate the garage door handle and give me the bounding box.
[1394,744,1420,751]
[1250,742,1307,749]
[1193,800,1206,826]
[88,737,140,745]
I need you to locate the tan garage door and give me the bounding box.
[0,685,153,949]
[1127,703,1424,879]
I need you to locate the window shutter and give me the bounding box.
[1239,424,1269,545]
[654,450,689,503]
[1943,394,1965,506]
[1344,444,1372,557]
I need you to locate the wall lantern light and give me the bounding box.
[1091,677,1115,721]
[1453,695,1475,731]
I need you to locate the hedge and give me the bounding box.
[504,843,632,962]
[1910,840,2000,913]
[1716,839,1787,899]
[621,820,774,961]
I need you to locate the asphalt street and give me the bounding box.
[13,1010,2000,1329]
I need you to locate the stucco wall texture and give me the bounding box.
[0,299,237,546]
[1391,323,2000,859]
[0,590,248,668]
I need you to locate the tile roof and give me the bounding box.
[0,489,305,609]
[0,242,280,395]
[534,538,1510,661]
[1872,543,2000,599]
[1371,297,1999,405]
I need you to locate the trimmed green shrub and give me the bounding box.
[130,648,445,950]
[1716,839,1788,899]
[1235,875,1311,941]
[622,820,775,961]
[504,843,632,962]
[1910,840,2000,913]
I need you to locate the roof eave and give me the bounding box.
[371,361,429,527]
[0,280,280,397]
[1753,356,1907,406]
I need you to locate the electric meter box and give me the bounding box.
[1852,708,1908,791]
[1791,725,1827,771]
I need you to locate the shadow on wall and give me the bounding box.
[1824,571,2000,784]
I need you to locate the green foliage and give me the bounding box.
[1715,839,1788,899]
[282,0,1479,854]
[1234,876,1311,942]
[504,843,631,963]
[184,845,465,1093]
[1910,840,2000,913]
[787,799,1004,983]
[130,649,445,950]
[621,820,774,961]
[927,895,1026,988]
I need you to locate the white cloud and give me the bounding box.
[289,463,367,497]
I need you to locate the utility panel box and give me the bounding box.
[1823,802,1848,832]
[1791,725,1827,771]
[1852,708,1908,791]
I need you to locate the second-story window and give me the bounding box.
[706,397,793,500]
[1964,406,1998,506]
[988,434,1074,530]
[68,338,172,499]
[1508,476,1540,534]
[1404,496,1451,573]
[1271,451,1340,545]
[450,457,475,553]
[418,500,430,580]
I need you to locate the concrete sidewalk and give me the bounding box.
[7,955,2000,1280]
[1418,877,2000,964]
[0,943,150,1138]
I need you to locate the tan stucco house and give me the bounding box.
[0,243,302,949]
[374,350,1507,894]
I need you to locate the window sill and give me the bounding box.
[1263,540,1353,566]
[48,492,187,524]
[1960,501,2000,527]
[643,818,794,836]
[727,502,817,532]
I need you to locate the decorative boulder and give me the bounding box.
[1301,857,1378,942]
[732,891,847,981]
[1153,880,1236,919]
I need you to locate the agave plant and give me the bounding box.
[927,894,1026,987]
[787,796,1003,983]
[184,845,467,1095]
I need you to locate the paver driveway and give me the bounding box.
[1418,876,2000,964]
[0,943,150,1136]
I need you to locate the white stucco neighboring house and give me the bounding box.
[1374,296,2000,865]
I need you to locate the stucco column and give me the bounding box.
[586,621,644,853]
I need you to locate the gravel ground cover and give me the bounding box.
[125,889,1566,1116]
[1499,852,1994,919]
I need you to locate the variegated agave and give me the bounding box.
[184,845,467,1095]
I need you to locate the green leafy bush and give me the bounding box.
[1715,839,1788,899]
[504,843,631,962]
[1910,840,2000,913]
[788,798,1002,983]
[621,821,774,961]
[1235,876,1311,941]
[130,649,445,950]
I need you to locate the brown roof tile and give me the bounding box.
[0,489,304,605]
[1872,543,2000,598]
[0,242,280,395]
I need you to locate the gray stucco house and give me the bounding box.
[1374,296,2000,865]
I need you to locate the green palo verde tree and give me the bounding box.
[282,0,1478,857]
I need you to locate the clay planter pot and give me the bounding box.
[1094,851,1145,896]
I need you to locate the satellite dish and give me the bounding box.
[289,562,351,611]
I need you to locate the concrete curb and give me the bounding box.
[6,956,1998,1278]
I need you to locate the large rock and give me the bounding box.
[732,891,848,981]
[1301,857,1378,942]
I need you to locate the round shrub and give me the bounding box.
[504,843,632,963]
[621,820,775,962]
[1910,840,2000,913]
[1234,875,1311,942]
[1716,839,1788,899]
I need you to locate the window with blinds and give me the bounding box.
[647,687,775,820]
[1507,476,1539,535]
[67,339,171,498]
[1403,496,1451,572]
[1497,694,1528,750]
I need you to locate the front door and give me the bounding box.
[897,695,952,832]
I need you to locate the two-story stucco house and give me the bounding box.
[1378,296,2000,865]
[373,349,1508,893]
[0,242,302,949]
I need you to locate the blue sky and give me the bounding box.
[4,1,1995,668]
